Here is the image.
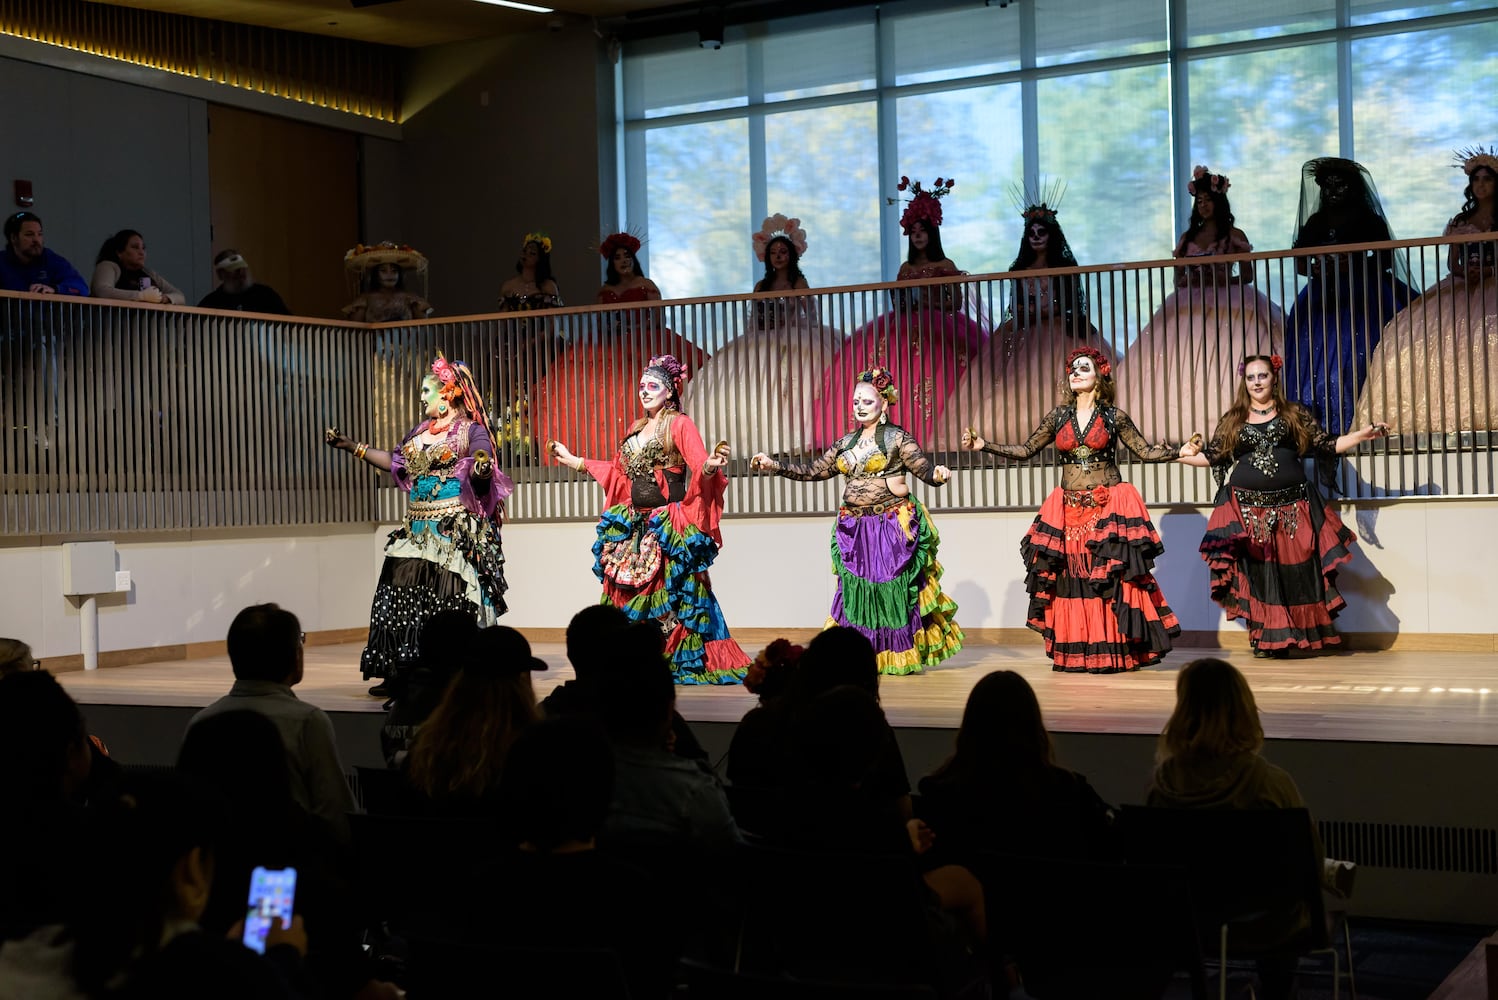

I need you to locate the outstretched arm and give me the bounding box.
[961,408,1063,461]
[325,427,393,472]
[1114,410,1184,463]
[755,443,842,481]
[894,429,949,486]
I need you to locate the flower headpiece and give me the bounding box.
[1456,145,1498,177]
[599,230,643,259]
[753,213,808,261]
[1187,165,1231,196]
[522,231,553,255]
[643,354,687,404]
[431,352,488,430]
[1066,346,1111,379]
[1235,354,1284,377]
[344,240,427,273]
[856,367,899,405]
[744,638,804,698]
[1012,178,1067,227]
[890,176,954,234]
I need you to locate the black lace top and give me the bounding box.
[979,405,1178,491]
[776,424,944,507]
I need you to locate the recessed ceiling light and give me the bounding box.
[471,0,555,11]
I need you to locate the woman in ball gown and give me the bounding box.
[682,214,841,457]
[325,355,510,696]
[814,177,989,448]
[341,241,433,322]
[961,347,1199,674]
[495,232,565,464]
[938,194,1111,449]
[1112,167,1283,443]
[1283,157,1412,435]
[1355,147,1498,435]
[1180,354,1389,657]
[529,232,705,462]
[752,367,964,676]
[547,354,749,685]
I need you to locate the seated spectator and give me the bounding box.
[0,212,87,295]
[919,670,1114,862]
[542,604,706,760]
[89,229,185,304]
[404,625,543,817]
[380,609,477,767]
[0,637,38,677]
[188,604,356,840]
[197,249,291,314]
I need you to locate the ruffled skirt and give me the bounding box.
[592,502,749,685]
[1020,484,1179,673]
[827,498,964,675]
[1198,482,1354,653]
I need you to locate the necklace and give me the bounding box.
[1252,405,1275,416]
[427,414,456,435]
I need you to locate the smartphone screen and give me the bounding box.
[242,866,297,955]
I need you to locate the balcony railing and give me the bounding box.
[3,232,1493,536]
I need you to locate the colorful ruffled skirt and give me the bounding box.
[827,498,963,675]
[1198,482,1355,652]
[592,501,749,685]
[1020,484,1179,673]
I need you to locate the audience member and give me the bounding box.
[196,249,291,314]
[0,637,38,677]
[188,604,356,840]
[919,670,1114,862]
[0,212,87,295]
[89,229,185,304]
[403,625,542,817]
[380,608,477,767]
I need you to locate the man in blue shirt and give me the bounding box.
[0,211,87,295]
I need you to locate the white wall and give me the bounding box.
[1,498,1490,658]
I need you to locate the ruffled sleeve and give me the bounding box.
[670,413,728,544]
[388,425,420,493]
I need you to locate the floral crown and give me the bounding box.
[644,354,687,396]
[1013,178,1067,227]
[1066,346,1111,379]
[1235,354,1284,376]
[856,367,899,404]
[890,176,953,234]
[599,230,643,259]
[753,213,808,261]
[431,352,488,429]
[1187,165,1231,196]
[1456,145,1498,177]
[522,231,553,255]
[744,638,804,697]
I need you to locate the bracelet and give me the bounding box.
[355,443,369,460]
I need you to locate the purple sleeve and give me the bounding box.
[457,423,512,518]
[388,426,419,493]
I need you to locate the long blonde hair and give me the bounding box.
[0,638,35,677]
[1156,657,1264,764]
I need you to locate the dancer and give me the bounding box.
[341,241,433,322]
[752,367,963,675]
[1180,355,1388,657]
[682,214,840,455]
[326,355,510,695]
[1112,167,1283,442]
[1284,158,1412,435]
[547,355,749,685]
[1355,146,1498,434]
[939,190,1109,448]
[961,347,1196,673]
[529,231,705,462]
[814,177,988,447]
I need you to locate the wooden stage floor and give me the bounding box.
[56,640,1498,747]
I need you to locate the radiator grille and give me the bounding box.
[1320,819,1498,876]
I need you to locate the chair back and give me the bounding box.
[346,812,504,927]
[354,764,426,816]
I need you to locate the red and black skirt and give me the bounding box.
[1198,481,1354,652]
[1020,483,1180,673]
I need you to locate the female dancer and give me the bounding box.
[682,214,840,456]
[548,355,749,685]
[752,367,963,675]
[1284,158,1412,435]
[341,241,433,322]
[326,355,510,695]
[814,177,988,448]
[939,195,1109,448]
[1112,167,1283,442]
[1181,355,1388,657]
[962,347,1197,673]
[1356,147,1498,434]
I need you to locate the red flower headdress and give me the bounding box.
[890,176,954,234]
[1187,165,1231,197]
[744,638,804,697]
[856,367,899,405]
[1066,346,1111,379]
[1235,354,1283,377]
[752,213,809,261]
[599,230,643,259]
[431,352,488,430]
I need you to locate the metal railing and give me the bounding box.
[3,232,1494,535]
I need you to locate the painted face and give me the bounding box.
[377,263,400,288]
[1243,360,1275,401]
[1068,356,1098,393]
[1319,172,1350,206]
[638,372,671,413]
[118,234,147,270]
[9,220,43,262]
[851,382,885,426]
[521,241,540,267]
[1027,222,1050,253]
[612,246,634,276]
[909,221,929,252]
[420,376,443,418]
[1195,193,1215,219]
[1471,168,1496,201]
[768,240,790,270]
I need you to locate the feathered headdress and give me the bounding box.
[889,176,954,234]
[1187,165,1231,196]
[753,214,808,260]
[1456,145,1498,177]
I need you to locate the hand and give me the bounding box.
[324,427,354,451]
[1179,434,1203,458]
[227,914,308,958]
[139,286,166,304]
[702,443,728,476]
[548,440,579,469]
[473,449,492,479]
[959,427,984,452]
[932,464,951,484]
[1364,422,1390,441]
[749,452,777,473]
[906,818,935,855]
[28,283,55,294]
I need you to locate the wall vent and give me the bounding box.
[1320,820,1498,876]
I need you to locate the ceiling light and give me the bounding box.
[697,5,724,50]
[471,0,555,12]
